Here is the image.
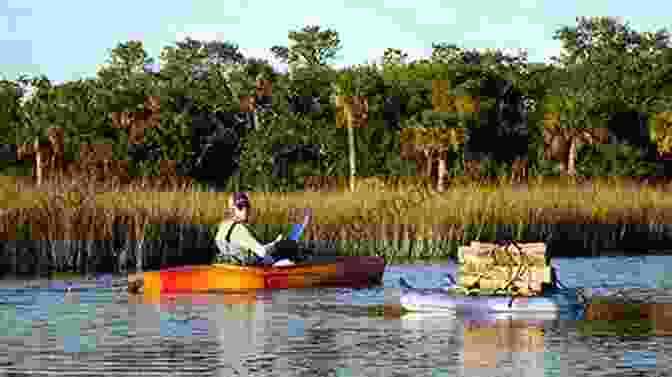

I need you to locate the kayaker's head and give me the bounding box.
[229,191,252,222]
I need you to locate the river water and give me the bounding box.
[1,255,671,377]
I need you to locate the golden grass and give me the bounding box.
[1,174,672,270]
[4,175,672,227]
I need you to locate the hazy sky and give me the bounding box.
[1,0,669,84]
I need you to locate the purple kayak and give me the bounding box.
[399,277,585,315]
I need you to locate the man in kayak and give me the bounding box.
[215,192,300,266]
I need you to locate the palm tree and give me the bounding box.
[400,126,463,192]
[543,111,610,177]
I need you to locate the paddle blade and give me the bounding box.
[288,208,312,241]
[287,223,304,241]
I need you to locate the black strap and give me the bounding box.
[225,221,239,243]
[223,221,246,264]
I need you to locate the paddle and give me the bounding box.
[257,208,312,265]
[287,208,311,241]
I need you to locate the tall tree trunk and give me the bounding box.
[34,138,43,186]
[424,149,433,177]
[437,155,447,192]
[567,135,578,176]
[347,123,356,192]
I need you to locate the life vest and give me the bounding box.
[218,221,246,256]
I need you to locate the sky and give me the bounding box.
[1,0,670,86]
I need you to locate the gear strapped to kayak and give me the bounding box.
[456,239,552,296]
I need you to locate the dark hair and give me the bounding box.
[232,192,250,210]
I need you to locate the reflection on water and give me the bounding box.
[0,256,671,376]
[462,318,546,375]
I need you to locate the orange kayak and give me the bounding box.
[138,256,386,294]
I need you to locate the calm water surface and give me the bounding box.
[1,255,671,377]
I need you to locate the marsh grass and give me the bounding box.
[1,174,672,275]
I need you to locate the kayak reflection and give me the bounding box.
[400,310,558,377]
[461,316,547,374]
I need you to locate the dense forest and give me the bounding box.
[1,16,672,193]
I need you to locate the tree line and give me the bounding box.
[1,16,672,192]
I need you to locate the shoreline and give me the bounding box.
[2,222,672,277]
